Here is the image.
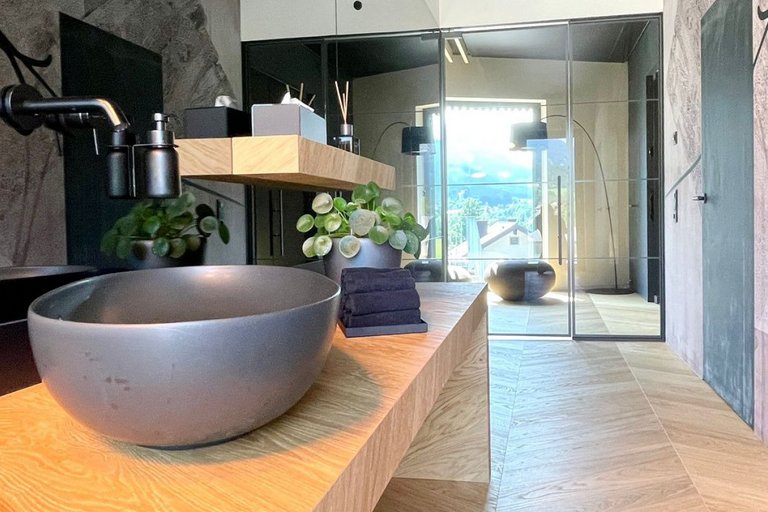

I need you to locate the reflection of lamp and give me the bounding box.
[511,116,631,295]
[401,126,433,155]
[369,121,434,157]
[445,37,470,64]
[510,120,547,150]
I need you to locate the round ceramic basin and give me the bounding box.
[28,265,340,448]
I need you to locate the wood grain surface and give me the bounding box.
[0,284,486,512]
[177,136,396,191]
[394,317,489,482]
[376,478,490,512]
[177,137,233,175]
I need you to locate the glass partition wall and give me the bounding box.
[442,24,571,335]
[441,17,662,338]
[569,19,662,337]
[242,15,662,339]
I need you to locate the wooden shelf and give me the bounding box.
[177,135,396,191]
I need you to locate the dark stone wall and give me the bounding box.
[0,0,238,265]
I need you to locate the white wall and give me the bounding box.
[240,0,662,41]
[241,0,336,41]
[440,0,662,28]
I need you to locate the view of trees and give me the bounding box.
[447,191,536,250]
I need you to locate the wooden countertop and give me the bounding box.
[0,283,487,512]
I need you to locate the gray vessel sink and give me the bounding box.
[28,265,340,448]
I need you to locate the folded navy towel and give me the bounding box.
[341,267,406,277]
[342,308,422,328]
[342,289,421,315]
[341,267,415,294]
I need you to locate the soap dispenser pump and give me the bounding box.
[144,113,180,198]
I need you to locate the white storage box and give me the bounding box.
[251,104,327,144]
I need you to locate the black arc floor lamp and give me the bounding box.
[512,117,633,295]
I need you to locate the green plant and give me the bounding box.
[296,181,428,259]
[101,191,230,260]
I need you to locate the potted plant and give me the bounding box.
[101,191,230,268]
[296,181,428,281]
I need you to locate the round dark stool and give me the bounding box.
[484,260,556,302]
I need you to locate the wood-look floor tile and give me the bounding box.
[375,478,490,512]
[500,427,701,509]
[387,341,768,511]
[588,293,661,337]
[505,418,669,470]
[494,341,706,511]
[618,342,768,511]
[489,291,661,336]
[496,477,706,512]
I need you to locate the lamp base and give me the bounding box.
[584,287,635,295]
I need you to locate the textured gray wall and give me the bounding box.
[665,0,768,441]
[0,0,239,266]
[753,0,768,442]
[663,0,716,376]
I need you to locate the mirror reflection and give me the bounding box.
[242,16,662,339]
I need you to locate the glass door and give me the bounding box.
[569,18,662,338]
[443,24,571,336]
[440,17,663,339]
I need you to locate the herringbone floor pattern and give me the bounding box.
[485,341,768,511]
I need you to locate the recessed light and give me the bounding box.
[453,37,469,64]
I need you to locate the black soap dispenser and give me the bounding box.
[144,113,180,198]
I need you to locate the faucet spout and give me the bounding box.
[28,96,130,132]
[0,84,129,134]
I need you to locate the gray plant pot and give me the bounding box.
[323,238,402,283]
[128,239,205,269]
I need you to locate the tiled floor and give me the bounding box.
[488,292,661,336]
[487,341,768,511]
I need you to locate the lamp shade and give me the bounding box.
[510,121,548,150]
[401,126,432,155]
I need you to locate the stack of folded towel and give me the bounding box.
[339,267,422,328]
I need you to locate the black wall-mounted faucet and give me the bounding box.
[0,83,180,199]
[0,83,128,134]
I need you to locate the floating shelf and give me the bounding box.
[177,135,396,191]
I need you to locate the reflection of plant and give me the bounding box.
[296,181,428,259]
[101,192,230,260]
